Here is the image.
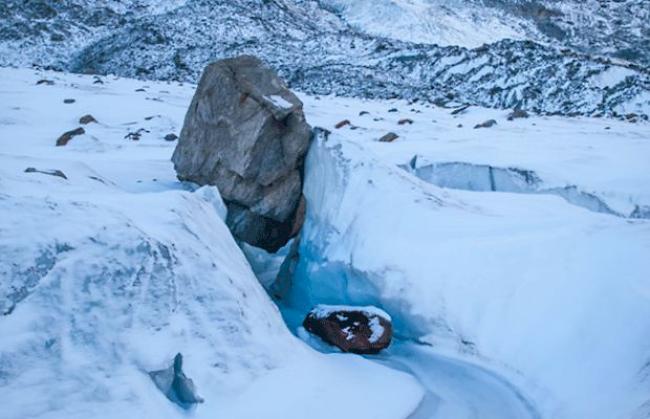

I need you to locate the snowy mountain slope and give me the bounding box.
[1,0,649,118]
[0,67,424,419]
[321,0,650,65]
[288,128,650,419]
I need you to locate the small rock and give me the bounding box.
[36,79,54,86]
[149,353,204,408]
[79,114,97,125]
[507,109,529,121]
[164,133,178,142]
[474,119,497,129]
[335,119,351,129]
[125,128,150,141]
[24,167,67,179]
[359,111,370,116]
[457,124,463,128]
[63,98,76,104]
[378,132,399,142]
[93,78,104,85]
[135,88,146,92]
[387,108,398,113]
[605,126,611,130]
[303,305,393,354]
[398,118,413,125]
[451,104,470,115]
[56,127,85,146]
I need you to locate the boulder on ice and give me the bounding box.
[303,305,393,354]
[172,55,312,252]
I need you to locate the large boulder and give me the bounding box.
[172,55,312,252]
[303,305,393,354]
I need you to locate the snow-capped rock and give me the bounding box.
[303,305,393,354]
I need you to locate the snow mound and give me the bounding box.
[311,304,392,322]
[289,129,650,419]
[0,67,424,419]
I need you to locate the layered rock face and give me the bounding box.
[172,56,311,252]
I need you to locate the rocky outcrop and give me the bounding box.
[303,305,393,354]
[172,56,312,252]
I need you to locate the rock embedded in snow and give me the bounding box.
[303,305,393,354]
[79,114,97,124]
[55,127,85,146]
[149,353,204,408]
[172,55,312,252]
[474,119,497,129]
[378,132,399,143]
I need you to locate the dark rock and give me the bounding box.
[36,79,54,86]
[451,104,470,115]
[388,108,398,113]
[135,88,146,92]
[171,56,311,252]
[79,114,97,124]
[398,118,413,125]
[507,109,529,120]
[164,133,178,142]
[149,353,203,408]
[474,119,497,129]
[457,124,463,128]
[335,119,351,129]
[63,98,76,104]
[378,132,399,142]
[56,127,85,146]
[303,305,392,354]
[24,167,67,179]
[125,128,149,141]
[359,111,370,116]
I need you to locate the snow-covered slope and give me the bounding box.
[283,97,650,419]
[0,67,424,419]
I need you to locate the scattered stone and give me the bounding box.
[388,108,398,113]
[398,118,413,125]
[135,88,146,92]
[63,98,76,104]
[507,108,530,120]
[335,119,351,129]
[373,117,384,122]
[164,133,178,142]
[93,77,104,85]
[149,353,204,408]
[125,128,150,141]
[625,113,639,122]
[303,305,393,354]
[36,79,54,86]
[24,167,67,179]
[474,119,497,129]
[171,56,311,252]
[605,126,611,130]
[359,111,370,116]
[79,114,97,125]
[457,124,463,128]
[56,127,85,146]
[378,132,399,142]
[451,104,470,115]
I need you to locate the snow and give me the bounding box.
[368,317,385,344]
[2,65,649,419]
[0,67,423,419]
[311,304,392,321]
[288,104,650,419]
[266,94,294,109]
[320,0,526,48]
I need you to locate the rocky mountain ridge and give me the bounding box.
[1,0,649,119]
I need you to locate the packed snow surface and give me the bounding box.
[0,67,424,419]
[1,66,649,419]
[310,304,392,321]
